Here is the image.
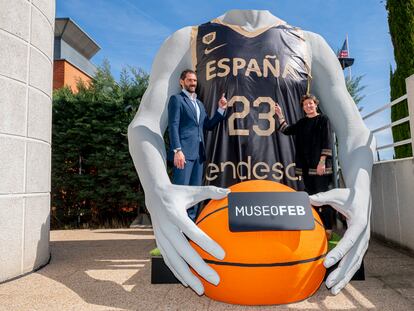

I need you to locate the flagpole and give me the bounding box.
[347,34,352,80]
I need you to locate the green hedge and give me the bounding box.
[387,0,414,158]
[51,61,149,228]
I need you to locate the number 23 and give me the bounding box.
[227,96,276,136]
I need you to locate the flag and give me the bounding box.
[338,38,349,58]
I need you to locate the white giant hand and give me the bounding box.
[150,184,229,294]
[129,125,230,295]
[310,187,371,294]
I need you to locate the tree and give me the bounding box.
[386,0,414,158]
[345,75,366,111]
[51,61,149,228]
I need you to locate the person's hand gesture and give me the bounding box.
[274,103,284,119]
[316,158,326,176]
[218,93,228,109]
[174,150,186,169]
[316,161,326,175]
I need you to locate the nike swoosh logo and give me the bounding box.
[204,43,227,55]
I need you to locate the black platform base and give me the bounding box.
[151,256,179,284]
[151,256,365,284]
[326,260,365,281]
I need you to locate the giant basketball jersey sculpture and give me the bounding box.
[193,19,311,189]
[128,10,374,299]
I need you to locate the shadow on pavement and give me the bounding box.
[34,230,414,310]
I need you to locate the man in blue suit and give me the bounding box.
[168,69,227,220]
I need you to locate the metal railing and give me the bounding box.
[362,94,412,161]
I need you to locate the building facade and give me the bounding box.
[53,18,100,92]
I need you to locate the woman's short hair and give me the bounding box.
[301,94,319,106]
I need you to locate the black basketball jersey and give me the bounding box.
[192,19,311,189]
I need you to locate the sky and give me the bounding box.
[56,0,397,160]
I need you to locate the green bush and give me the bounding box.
[387,0,414,158]
[51,61,149,228]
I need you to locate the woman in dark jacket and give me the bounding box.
[275,94,334,237]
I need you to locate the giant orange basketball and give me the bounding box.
[190,180,327,305]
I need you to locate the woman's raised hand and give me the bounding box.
[274,103,284,119]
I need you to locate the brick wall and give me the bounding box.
[53,60,65,90]
[53,59,92,92]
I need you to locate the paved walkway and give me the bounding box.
[1,228,413,310]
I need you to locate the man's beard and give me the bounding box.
[185,85,196,93]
